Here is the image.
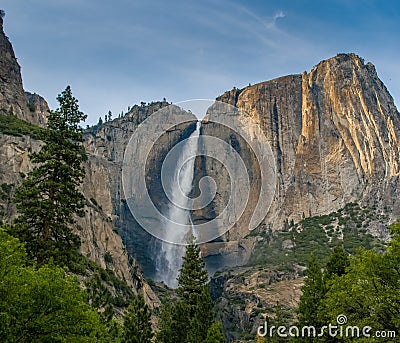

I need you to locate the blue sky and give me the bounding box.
[2,0,399,125]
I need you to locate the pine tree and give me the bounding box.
[156,299,188,343]
[297,254,324,332]
[122,294,153,343]
[108,110,112,122]
[157,239,214,343]
[177,239,214,343]
[13,86,87,265]
[177,239,209,300]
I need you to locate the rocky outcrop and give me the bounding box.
[198,53,400,267]
[0,17,47,126]
[25,92,49,126]
[211,266,304,341]
[0,134,42,221]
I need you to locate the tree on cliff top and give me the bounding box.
[0,10,5,19]
[13,86,87,266]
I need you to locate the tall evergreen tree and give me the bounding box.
[156,300,180,343]
[157,239,214,343]
[297,254,325,333]
[122,294,153,343]
[177,239,214,343]
[13,86,87,265]
[177,239,209,301]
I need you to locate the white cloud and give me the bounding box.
[273,10,286,21]
[267,10,286,29]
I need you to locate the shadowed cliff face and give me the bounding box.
[83,103,196,279]
[198,53,400,268]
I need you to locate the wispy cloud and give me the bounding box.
[270,10,286,27]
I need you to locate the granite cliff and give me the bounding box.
[199,53,400,268]
[192,61,400,337]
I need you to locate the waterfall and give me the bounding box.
[156,122,200,287]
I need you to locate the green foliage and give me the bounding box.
[105,251,113,263]
[0,113,44,139]
[67,253,133,309]
[293,221,400,342]
[12,86,87,266]
[322,221,400,340]
[178,240,214,343]
[205,322,225,343]
[156,299,181,343]
[296,254,325,330]
[157,240,214,343]
[0,229,26,278]
[177,240,209,301]
[0,230,112,342]
[122,294,153,343]
[324,246,349,281]
[86,272,114,322]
